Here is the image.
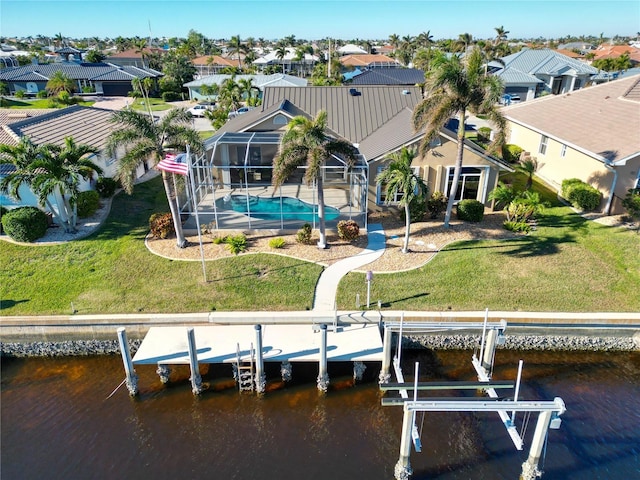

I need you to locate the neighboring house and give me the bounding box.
[557,42,596,53]
[55,46,85,62]
[340,54,399,69]
[502,74,640,214]
[592,44,640,65]
[252,48,319,75]
[184,74,307,101]
[0,106,142,211]
[107,48,166,68]
[192,55,241,76]
[554,49,583,59]
[348,68,425,86]
[0,62,162,96]
[336,44,368,56]
[185,85,511,231]
[494,49,598,101]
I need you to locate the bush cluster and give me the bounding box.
[96,177,118,198]
[426,191,448,219]
[456,199,485,222]
[337,220,360,241]
[296,223,313,244]
[149,212,175,239]
[76,190,100,218]
[0,205,8,234]
[621,188,640,223]
[268,237,286,249]
[161,91,181,102]
[225,234,247,255]
[1,206,48,242]
[477,127,492,143]
[561,178,602,211]
[502,144,524,163]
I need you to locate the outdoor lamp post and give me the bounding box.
[366,270,373,308]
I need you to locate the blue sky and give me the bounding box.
[2,0,639,41]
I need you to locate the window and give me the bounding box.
[273,114,288,125]
[560,144,567,158]
[446,167,482,202]
[376,166,420,205]
[236,146,262,166]
[539,135,549,155]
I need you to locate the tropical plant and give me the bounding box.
[494,26,510,45]
[488,181,517,210]
[516,157,538,190]
[426,191,448,218]
[273,110,357,249]
[275,44,288,73]
[296,223,313,244]
[376,147,428,253]
[621,188,640,231]
[225,233,247,255]
[412,46,507,228]
[76,189,100,218]
[269,237,286,249]
[46,70,76,96]
[0,137,101,232]
[106,108,204,247]
[456,199,484,222]
[228,35,245,68]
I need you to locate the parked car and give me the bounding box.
[188,102,215,117]
[227,106,254,119]
[500,94,521,105]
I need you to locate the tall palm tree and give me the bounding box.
[46,70,76,96]
[456,32,474,53]
[413,47,507,228]
[388,33,400,51]
[275,44,288,73]
[273,110,357,249]
[228,35,244,68]
[0,137,101,232]
[376,147,428,253]
[133,38,148,68]
[106,109,204,248]
[494,26,509,46]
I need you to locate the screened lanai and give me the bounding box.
[180,132,369,231]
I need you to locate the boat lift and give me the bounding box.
[380,311,566,480]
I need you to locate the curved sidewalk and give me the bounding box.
[312,224,386,311]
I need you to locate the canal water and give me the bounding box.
[1,349,639,480]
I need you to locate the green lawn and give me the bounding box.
[130,98,172,111]
[0,98,95,108]
[2,176,638,315]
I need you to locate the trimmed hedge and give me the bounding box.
[1,206,48,242]
[77,190,100,218]
[456,199,485,222]
[561,178,602,211]
[502,144,524,163]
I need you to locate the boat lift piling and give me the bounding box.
[254,325,266,394]
[187,328,203,395]
[317,324,329,392]
[117,327,138,396]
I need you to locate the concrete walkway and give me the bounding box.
[312,224,386,311]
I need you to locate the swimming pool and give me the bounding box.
[0,194,21,208]
[216,194,340,222]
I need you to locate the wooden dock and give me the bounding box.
[132,323,383,366]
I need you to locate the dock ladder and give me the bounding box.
[235,342,255,392]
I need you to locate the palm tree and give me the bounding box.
[516,157,538,190]
[46,70,76,96]
[494,26,509,46]
[106,109,204,248]
[413,47,507,228]
[456,33,474,52]
[376,147,428,253]
[275,44,288,73]
[133,38,148,68]
[273,110,357,249]
[228,35,244,69]
[389,33,400,51]
[0,137,101,232]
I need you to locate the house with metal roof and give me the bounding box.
[494,49,598,102]
[348,68,425,86]
[0,62,162,96]
[185,85,511,231]
[502,74,640,214]
[184,74,307,102]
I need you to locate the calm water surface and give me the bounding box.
[2,350,639,480]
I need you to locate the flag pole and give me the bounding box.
[187,145,207,282]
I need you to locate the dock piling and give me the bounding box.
[520,410,553,480]
[379,323,392,384]
[394,405,414,480]
[254,325,266,394]
[482,329,498,373]
[317,324,329,392]
[186,328,203,395]
[117,327,138,396]
[156,364,171,384]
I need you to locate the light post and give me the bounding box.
[366,270,373,308]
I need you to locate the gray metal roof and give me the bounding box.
[184,73,307,88]
[349,68,425,86]
[501,49,597,75]
[3,105,118,150]
[0,62,161,82]
[495,69,543,84]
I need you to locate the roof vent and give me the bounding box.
[402,89,411,95]
[349,88,361,97]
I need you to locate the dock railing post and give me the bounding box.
[317,324,329,393]
[254,325,266,394]
[394,405,414,480]
[482,328,498,374]
[379,323,392,384]
[520,410,553,480]
[187,328,203,395]
[117,327,138,396]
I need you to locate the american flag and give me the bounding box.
[156,153,189,175]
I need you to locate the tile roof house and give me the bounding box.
[495,49,598,102]
[188,86,511,231]
[502,74,640,214]
[592,44,640,65]
[107,47,167,68]
[192,55,241,76]
[0,62,162,96]
[340,54,399,69]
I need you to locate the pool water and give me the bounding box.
[216,194,340,222]
[0,194,21,208]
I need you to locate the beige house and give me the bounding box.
[503,74,640,214]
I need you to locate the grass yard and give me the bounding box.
[130,98,172,111]
[0,177,321,315]
[0,98,95,108]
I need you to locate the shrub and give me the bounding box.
[562,178,601,211]
[269,237,286,249]
[225,234,247,255]
[426,191,448,219]
[403,196,427,223]
[1,206,48,242]
[36,90,48,99]
[621,188,640,225]
[337,220,360,241]
[81,85,95,93]
[296,223,313,244]
[76,190,100,218]
[161,91,181,102]
[503,220,531,233]
[456,199,485,222]
[212,235,228,244]
[148,212,174,239]
[502,144,524,163]
[15,90,25,99]
[95,177,118,198]
[477,127,492,143]
[0,205,7,234]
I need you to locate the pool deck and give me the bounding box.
[132,323,384,365]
